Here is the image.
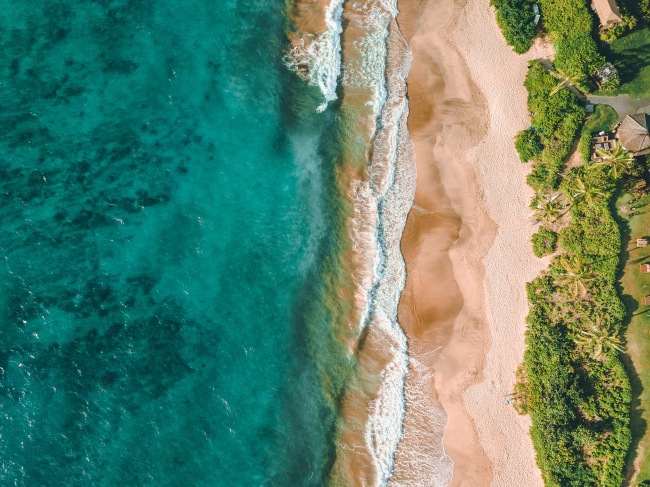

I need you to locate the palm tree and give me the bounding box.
[532,198,561,224]
[549,68,587,95]
[590,140,635,179]
[569,175,606,207]
[575,321,624,360]
[556,255,595,296]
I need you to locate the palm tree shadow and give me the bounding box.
[601,39,650,85]
[615,48,650,85]
[613,188,648,484]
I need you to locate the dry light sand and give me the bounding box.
[395,0,555,485]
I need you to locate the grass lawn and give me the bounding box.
[577,105,619,162]
[616,185,650,485]
[602,26,650,98]
[585,104,619,132]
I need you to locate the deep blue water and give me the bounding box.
[0,1,338,485]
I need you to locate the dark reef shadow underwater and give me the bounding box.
[0,1,341,485]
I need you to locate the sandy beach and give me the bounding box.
[394,0,554,484]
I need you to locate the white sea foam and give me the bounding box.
[287,0,453,483]
[343,3,417,484]
[388,351,455,487]
[364,101,415,486]
[285,0,344,112]
[341,0,398,116]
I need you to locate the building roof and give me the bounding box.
[595,62,618,83]
[618,114,650,153]
[592,0,622,26]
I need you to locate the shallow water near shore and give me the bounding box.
[0,1,344,485]
[0,0,427,485]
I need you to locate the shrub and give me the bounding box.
[516,40,631,487]
[537,0,606,85]
[559,204,620,278]
[532,227,558,257]
[492,0,538,53]
[600,15,638,43]
[600,72,621,92]
[523,62,585,192]
[515,128,543,162]
[578,129,592,163]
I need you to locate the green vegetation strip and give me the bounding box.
[492,0,604,86]
[515,61,584,191]
[515,64,634,486]
[490,0,537,54]
[616,188,650,485]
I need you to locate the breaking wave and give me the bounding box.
[285,0,344,112]
[286,0,453,485]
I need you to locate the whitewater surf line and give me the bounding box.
[285,0,344,112]
[285,0,453,485]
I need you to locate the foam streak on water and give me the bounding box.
[285,0,344,112]
[353,17,414,485]
[340,0,418,483]
[388,346,455,487]
[288,0,418,485]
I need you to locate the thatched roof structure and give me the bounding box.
[592,0,622,27]
[618,114,650,154]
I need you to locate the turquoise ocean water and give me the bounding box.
[0,1,342,485]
